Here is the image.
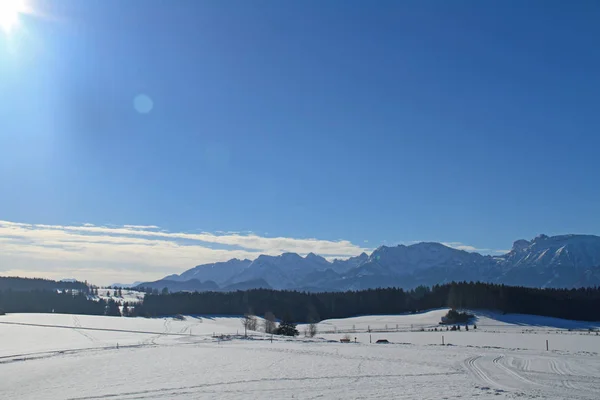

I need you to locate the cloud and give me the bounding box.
[441,242,509,254]
[0,220,509,285]
[0,220,369,285]
[441,242,487,252]
[492,249,511,255]
[406,240,503,254]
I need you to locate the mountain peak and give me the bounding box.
[512,239,531,252]
[148,233,600,293]
[281,252,303,260]
[305,252,327,262]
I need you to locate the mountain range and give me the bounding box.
[136,234,600,292]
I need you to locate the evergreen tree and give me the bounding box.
[105,299,121,316]
[275,315,299,336]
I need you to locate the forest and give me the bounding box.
[0,277,118,315]
[0,276,89,292]
[1,280,600,322]
[0,290,120,315]
[132,282,600,322]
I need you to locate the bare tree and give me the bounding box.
[248,315,257,331]
[308,321,318,338]
[263,311,276,334]
[240,313,257,337]
[241,314,250,337]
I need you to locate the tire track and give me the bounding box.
[493,355,540,387]
[64,372,464,400]
[0,320,189,337]
[463,356,503,390]
[466,354,600,399]
[549,359,577,390]
[548,358,600,396]
[0,343,152,365]
[72,316,98,343]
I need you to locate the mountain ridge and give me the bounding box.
[136,234,600,292]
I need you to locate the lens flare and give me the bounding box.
[0,0,28,33]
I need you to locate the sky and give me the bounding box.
[1,0,599,285]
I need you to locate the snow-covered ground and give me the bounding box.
[93,288,145,304]
[1,309,599,399]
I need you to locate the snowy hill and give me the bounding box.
[2,309,600,399]
[139,234,600,292]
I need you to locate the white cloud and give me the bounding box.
[0,220,509,285]
[441,242,487,252]
[492,249,511,255]
[406,240,502,254]
[123,225,159,230]
[0,220,369,286]
[440,242,508,254]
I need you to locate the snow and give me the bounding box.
[154,234,600,290]
[1,309,599,399]
[94,288,145,304]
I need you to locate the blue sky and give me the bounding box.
[1,0,599,284]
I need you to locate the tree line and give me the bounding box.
[0,290,120,316]
[0,277,89,292]
[1,281,600,322]
[131,282,600,322]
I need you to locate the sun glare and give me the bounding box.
[0,0,27,33]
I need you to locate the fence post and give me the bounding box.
[546,339,549,351]
[370,334,372,343]
[442,336,444,345]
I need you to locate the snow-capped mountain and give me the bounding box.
[163,258,252,285]
[498,234,600,268]
[495,234,600,287]
[137,234,600,292]
[225,252,334,289]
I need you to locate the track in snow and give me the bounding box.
[464,353,600,399]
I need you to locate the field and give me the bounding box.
[1,309,599,399]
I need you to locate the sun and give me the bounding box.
[0,0,27,33]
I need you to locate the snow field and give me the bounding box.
[1,309,599,399]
